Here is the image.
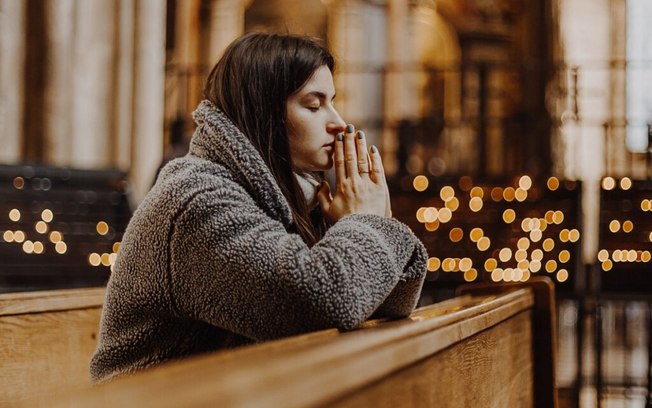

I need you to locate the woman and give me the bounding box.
[90,33,427,382]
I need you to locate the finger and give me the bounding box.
[317,180,332,212]
[334,132,345,183]
[356,130,370,175]
[343,124,358,179]
[369,145,387,186]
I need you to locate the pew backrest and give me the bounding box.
[0,287,105,405]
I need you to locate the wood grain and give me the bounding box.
[27,289,538,408]
[0,288,104,405]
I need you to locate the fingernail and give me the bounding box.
[371,145,378,153]
[346,124,354,133]
[337,133,343,141]
[357,130,364,139]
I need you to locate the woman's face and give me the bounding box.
[286,65,346,172]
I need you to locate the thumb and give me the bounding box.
[317,180,332,212]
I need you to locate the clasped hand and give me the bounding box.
[318,124,391,223]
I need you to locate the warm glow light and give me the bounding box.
[499,248,512,262]
[423,207,438,223]
[33,241,44,254]
[518,260,529,270]
[13,176,25,189]
[569,229,580,242]
[35,221,48,234]
[546,260,557,273]
[530,230,542,242]
[553,211,564,224]
[597,249,609,262]
[438,208,452,223]
[413,175,429,192]
[469,197,483,212]
[470,228,484,242]
[440,186,455,201]
[445,197,460,211]
[442,258,454,272]
[531,249,543,261]
[49,231,62,243]
[519,175,532,190]
[503,187,515,202]
[470,186,484,199]
[559,250,570,263]
[557,269,569,282]
[477,237,491,251]
[559,229,570,242]
[485,258,497,272]
[609,220,621,233]
[427,257,441,272]
[620,177,632,190]
[530,260,542,272]
[622,220,633,233]
[491,269,502,282]
[463,268,478,282]
[521,270,531,282]
[547,177,559,191]
[449,228,463,242]
[517,237,530,250]
[459,258,472,272]
[458,176,473,191]
[3,230,14,242]
[515,188,527,202]
[642,251,651,262]
[96,221,109,236]
[544,210,554,224]
[503,268,514,282]
[416,207,427,223]
[602,260,613,271]
[642,199,651,212]
[22,240,34,254]
[628,250,637,262]
[9,209,20,222]
[13,231,25,243]
[491,187,503,201]
[521,218,531,232]
[602,177,616,190]
[41,209,53,223]
[613,250,622,262]
[503,209,516,223]
[89,253,101,266]
[425,221,440,232]
[515,250,527,262]
[543,238,555,252]
[101,253,111,266]
[539,219,548,232]
[55,241,67,254]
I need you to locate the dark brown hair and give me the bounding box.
[204,32,335,246]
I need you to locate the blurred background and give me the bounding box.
[1,0,652,406]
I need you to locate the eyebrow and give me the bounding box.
[302,91,336,101]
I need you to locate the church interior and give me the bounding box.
[1,0,652,407]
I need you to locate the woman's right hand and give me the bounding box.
[317,124,391,223]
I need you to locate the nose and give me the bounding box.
[327,108,346,135]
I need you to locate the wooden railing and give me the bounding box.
[0,287,105,405]
[13,277,556,408]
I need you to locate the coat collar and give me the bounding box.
[190,100,293,226]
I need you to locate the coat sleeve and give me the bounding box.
[168,180,427,341]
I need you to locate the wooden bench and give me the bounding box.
[20,277,556,407]
[0,287,105,405]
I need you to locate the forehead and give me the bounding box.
[295,65,335,97]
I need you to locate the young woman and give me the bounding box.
[90,33,427,382]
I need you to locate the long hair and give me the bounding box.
[204,33,335,246]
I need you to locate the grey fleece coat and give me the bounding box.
[90,100,427,382]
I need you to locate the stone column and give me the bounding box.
[0,0,26,164]
[130,0,166,203]
[114,0,136,171]
[175,0,203,117]
[70,0,116,168]
[383,0,415,175]
[208,0,251,65]
[43,0,74,166]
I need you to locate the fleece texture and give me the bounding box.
[90,100,427,382]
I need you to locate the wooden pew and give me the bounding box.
[0,287,105,405]
[23,277,556,408]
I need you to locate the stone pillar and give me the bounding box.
[175,0,203,117]
[114,0,136,171]
[208,0,251,65]
[70,0,116,168]
[383,0,415,175]
[130,0,166,203]
[43,0,74,166]
[0,0,26,164]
